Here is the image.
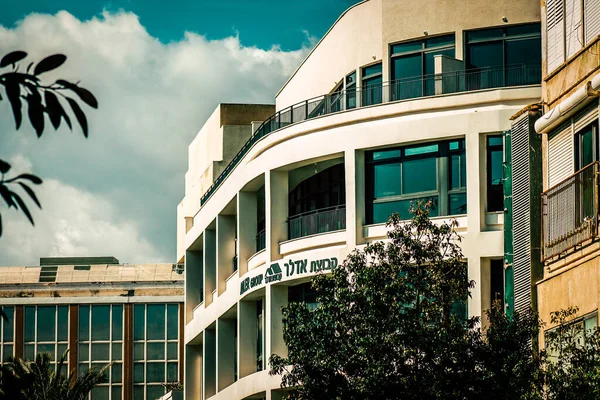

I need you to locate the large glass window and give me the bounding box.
[133,303,180,400]
[79,304,123,400]
[486,135,504,212]
[23,305,68,369]
[1,306,14,363]
[361,63,382,106]
[366,139,466,224]
[288,283,320,311]
[346,71,357,109]
[390,34,455,100]
[466,23,541,89]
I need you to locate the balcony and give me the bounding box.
[542,162,599,260]
[255,229,266,253]
[200,63,541,206]
[288,205,346,240]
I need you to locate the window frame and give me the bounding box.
[23,305,69,370]
[574,120,599,170]
[486,134,504,212]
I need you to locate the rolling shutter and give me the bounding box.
[573,102,599,132]
[584,0,600,45]
[566,0,583,58]
[548,122,573,187]
[547,0,566,72]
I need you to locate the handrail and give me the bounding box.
[200,63,541,206]
[288,205,346,240]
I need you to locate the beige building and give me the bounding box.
[0,257,184,400]
[178,1,542,399]
[534,0,600,341]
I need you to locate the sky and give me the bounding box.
[0,0,361,266]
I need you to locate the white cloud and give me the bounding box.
[0,11,309,265]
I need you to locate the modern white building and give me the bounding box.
[178,1,542,399]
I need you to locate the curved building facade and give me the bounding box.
[179,1,542,399]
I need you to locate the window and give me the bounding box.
[133,303,180,400]
[256,185,266,252]
[487,135,504,212]
[346,71,357,109]
[1,306,14,363]
[256,300,264,372]
[390,34,455,100]
[24,305,68,369]
[361,63,382,106]
[366,139,466,224]
[466,23,541,88]
[490,259,505,310]
[79,305,123,400]
[288,283,320,311]
[545,311,598,361]
[575,120,598,221]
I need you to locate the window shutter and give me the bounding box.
[547,0,566,73]
[584,0,600,45]
[548,122,574,187]
[566,0,583,58]
[573,102,599,132]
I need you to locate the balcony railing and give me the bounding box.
[200,63,541,206]
[288,205,346,240]
[256,229,266,253]
[542,162,599,260]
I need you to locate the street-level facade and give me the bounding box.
[0,257,184,400]
[178,1,542,399]
[534,0,600,344]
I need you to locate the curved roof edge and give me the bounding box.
[274,0,369,99]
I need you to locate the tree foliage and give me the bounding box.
[0,351,108,400]
[0,50,98,237]
[270,203,600,399]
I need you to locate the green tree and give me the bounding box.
[270,202,478,400]
[0,50,97,237]
[0,351,108,400]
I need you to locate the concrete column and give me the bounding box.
[185,344,202,400]
[238,300,258,379]
[468,257,483,320]
[345,150,357,248]
[238,191,258,275]
[479,258,492,328]
[266,285,288,362]
[266,171,288,261]
[354,151,366,245]
[217,318,236,391]
[203,329,216,399]
[217,215,237,295]
[185,250,203,323]
[204,230,216,306]
[466,131,483,232]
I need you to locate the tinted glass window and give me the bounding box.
[147,304,165,341]
[79,305,90,341]
[92,305,110,341]
[467,41,503,69]
[112,305,123,341]
[373,163,401,197]
[37,306,56,342]
[167,304,178,340]
[392,53,421,80]
[134,304,145,340]
[25,307,35,342]
[487,135,504,212]
[402,157,437,194]
[362,63,382,77]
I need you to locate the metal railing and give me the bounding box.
[288,205,346,240]
[256,229,266,252]
[542,162,599,260]
[200,63,541,206]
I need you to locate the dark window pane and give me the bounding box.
[467,41,503,69]
[112,343,122,360]
[488,136,503,146]
[147,304,165,341]
[112,363,123,383]
[392,41,423,55]
[133,304,145,341]
[3,306,13,342]
[91,305,110,341]
[490,259,505,310]
[3,345,13,361]
[91,386,109,400]
[346,72,356,85]
[147,342,165,360]
[146,362,165,383]
[134,363,144,383]
[79,344,89,362]
[391,53,422,100]
[38,343,55,358]
[134,343,144,360]
[362,63,382,77]
[579,126,595,168]
[373,163,401,198]
[450,155,461,189]
[25,344,35,360]
[449,193,468,215]
[362,76,382,106]
[133,386,144,399]
[167,304,178,340]
[92,343,110,361]
[37,306,56,342]
[425,34,455,48]
[402,157,437,194]
[57,306,68,342]
[507,23,540,37]
[112,305,123,341]
[57,344,68,363]
[372,197,439,223]
[79,305,90,342]
[167,342,178,360]
[467,28,504,42]
[111,386,122,400]
[167,362,178,382]
[506,38,541,85]
[147,386,165,400]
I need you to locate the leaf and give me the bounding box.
[12,192,34,225]
[0,51,27,68]
[66,97,88,137]
[44,91,62,129]
[56,80,98,109]
[0,186,16,208]
[18,182,41,209]
[26,92,44,137]
[0,213,2,237]
[4,174,43,184]
[0,159,10,174]
[5,81,22,130]
[33,54,66,75]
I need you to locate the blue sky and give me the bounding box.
[1,0,360,50]
[0,1,361,265]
